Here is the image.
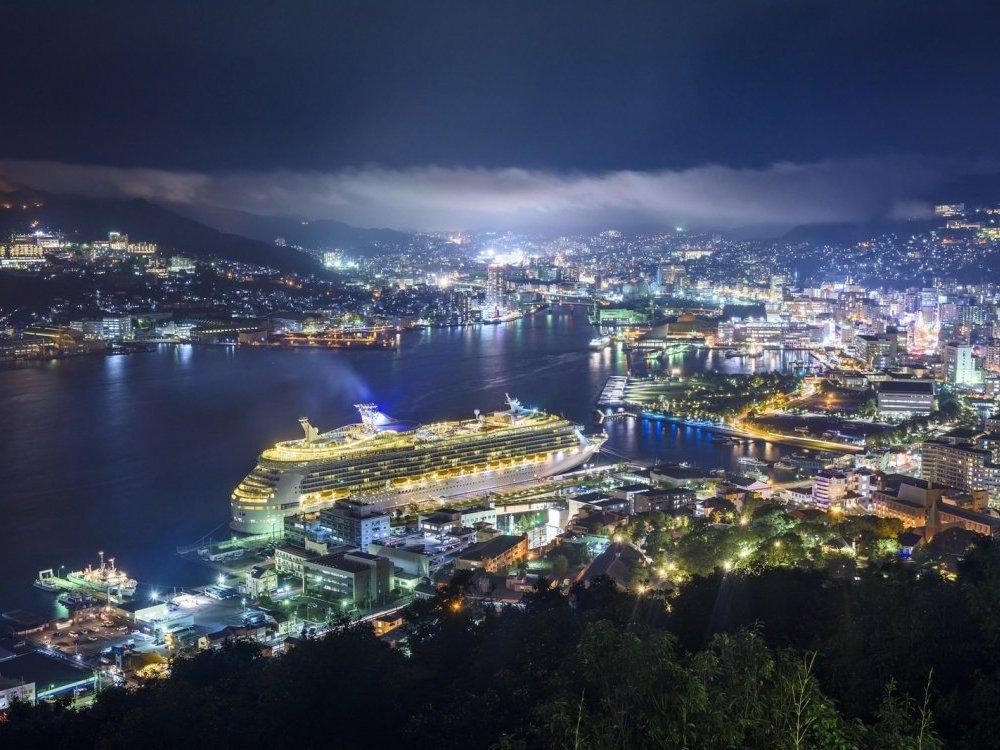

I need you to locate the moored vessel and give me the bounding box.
[66,552,137,598]
[230,396,606,533]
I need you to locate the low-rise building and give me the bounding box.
[872,475,1000,539]
[303,551,394,608]
[245,565,278,598]
[319,500,390,549]
[876,380,935,417]
[454,534,529,573]
[274,544,320,579]
[0,676,35,711]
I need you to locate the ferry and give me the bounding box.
[737,456,771,469]
[230,396,607,533]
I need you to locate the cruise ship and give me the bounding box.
[230,396,606,533]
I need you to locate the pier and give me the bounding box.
[597,375,628,406]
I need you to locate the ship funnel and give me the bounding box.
[299,417,319,443]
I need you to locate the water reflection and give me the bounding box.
[0,311,800,613]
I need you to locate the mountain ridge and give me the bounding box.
[0,183,321,274]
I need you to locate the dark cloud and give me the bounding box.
[0,156,992,232]
[2,2,1000,175]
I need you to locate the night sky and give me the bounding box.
[3,1,1000,230]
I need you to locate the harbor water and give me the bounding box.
[0,308,798,614]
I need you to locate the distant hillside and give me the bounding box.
[171,204,411,254]
[0,184,320,273]
[780,218,939,245]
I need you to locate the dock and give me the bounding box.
[597,375,628,406]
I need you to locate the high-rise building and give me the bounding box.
[485,264,507,309]
[986,340,1000,374]
[944,343,980,387]
[858,334,898,369]
[922,431,1000,504]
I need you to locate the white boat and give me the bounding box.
[231,397,606,533]
[588,335,611,351]
[34,569,60,592]
[67,552,137,598]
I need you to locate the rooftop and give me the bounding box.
[310,554,372,574]
[456,534,525,563]
[877,379,934,395]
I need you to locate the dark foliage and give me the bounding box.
[13,542,1000,748]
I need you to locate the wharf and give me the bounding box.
[597,375,628,406]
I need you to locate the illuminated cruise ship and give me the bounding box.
[230,396,606,533]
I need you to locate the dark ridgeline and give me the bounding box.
[0,184,320,274]
[15,540,1000,747]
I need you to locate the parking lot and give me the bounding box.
[37,610,136,659]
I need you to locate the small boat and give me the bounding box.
[34,569,60,592]
[711,435,736,445]
[58,592,101,610]
[588,335,611,351]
